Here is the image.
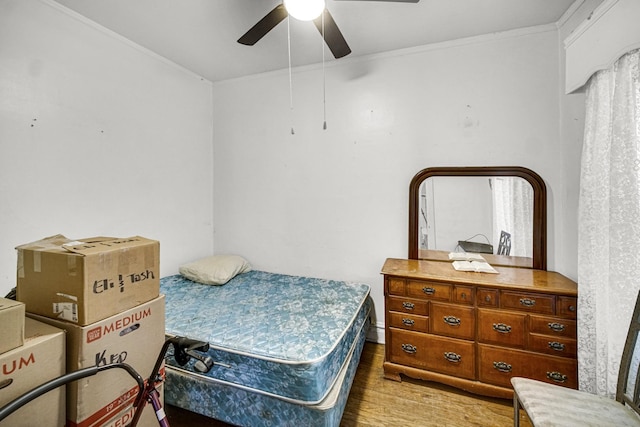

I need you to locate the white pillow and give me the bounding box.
[179,255,251,285]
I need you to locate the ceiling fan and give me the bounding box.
[237,0,420,59]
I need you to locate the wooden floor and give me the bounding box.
[165,342,532,427]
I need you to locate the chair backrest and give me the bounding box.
[616,290,640,417]
[497,230,511,256]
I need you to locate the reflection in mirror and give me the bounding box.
[419,176,534,258]
[409,166,547,270]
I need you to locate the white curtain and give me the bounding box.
[492,177,533,257]
[578,48,640,396]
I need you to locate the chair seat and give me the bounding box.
[511,377,640,426]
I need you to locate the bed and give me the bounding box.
[159,269,372,426]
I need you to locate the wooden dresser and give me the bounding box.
[382,258,578,399]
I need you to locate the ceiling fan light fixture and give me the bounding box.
[284,0,326,21]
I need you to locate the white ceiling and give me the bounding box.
[53,0,577,82]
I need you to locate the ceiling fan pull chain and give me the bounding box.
[288,16,295,135]
[322,10,327,131]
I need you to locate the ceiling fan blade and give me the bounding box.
[238,4,289,46]
[313,9,351,59]
[333,0,419,2]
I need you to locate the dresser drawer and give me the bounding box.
[425,333,476,380]
[478,344,577,389]
[454,285,474,305]
[477,309,526,348]
[430,302,475,340]
[528,334,577,358]
[557,296,578,319]
[387,328,430,370]
[387,277,406,296]
[407,280,451,302]
[388,329,476,380]
[388,311,429,333]
[501,291,555,315]
[477,288,498,307]
[529,315,577,339]
[387,296,428,316]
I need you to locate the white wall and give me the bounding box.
[212,26,573,341]
[0,0,214,297]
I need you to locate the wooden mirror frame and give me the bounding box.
[408,166,547,270]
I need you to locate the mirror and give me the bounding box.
[409,166,547,270]
[621,291,640,407]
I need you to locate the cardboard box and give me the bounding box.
[28,295,165,427]
[0,317,66,427]
[85,384,163,427]
[0,297,25,354]
[16,234,160,325]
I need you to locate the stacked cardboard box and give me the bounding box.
[16,235,165,427]
[0,297,25,354]
[28,297,165,427]
[0,303,66,427]
[17,235,160,325]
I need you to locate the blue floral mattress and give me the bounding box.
[160,270,372,404]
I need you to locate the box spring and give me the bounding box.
[164,316,369,426]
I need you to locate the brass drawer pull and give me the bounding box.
[402,343,417,354]
[548,322,566,332]
[444,352,461,363]
[402,302,415,310]
[548,342,565,352]
[422,287,436,296]
[547,371,568,383]
[402,318,415,326]
[492,323,512,334]
[493,361,512,373]
[519,298,536,307]
[443,315,461,326]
